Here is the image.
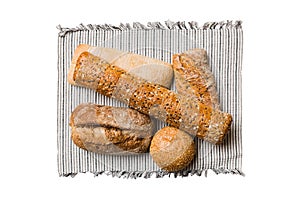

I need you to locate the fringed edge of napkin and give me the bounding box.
[61,169,245,178]
[57,20,242,37]
[57,20,244,178]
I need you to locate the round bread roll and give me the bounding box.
[150,126,196,172]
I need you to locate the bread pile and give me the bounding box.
[68,45,232,172]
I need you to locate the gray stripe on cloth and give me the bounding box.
[57,20,244,178]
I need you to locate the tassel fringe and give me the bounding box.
[60,169,245,179]
[57,20,242,36]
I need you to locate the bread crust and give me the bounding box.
[69,51,232,144]
[68,44,90,84]
[172,49,219,109]
[150,127,195,172]
[70,103,154,154]
[68,44,173,88]
[173,49,233,143]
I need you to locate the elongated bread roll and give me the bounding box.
[173,49,219,109]
[70,103,154,154]
[68,44,173,88]
[68,51,232,144]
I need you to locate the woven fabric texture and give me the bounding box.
[57,20,243,178]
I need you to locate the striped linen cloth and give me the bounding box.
[57,20,243,178]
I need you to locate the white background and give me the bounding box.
[1,0,300,199]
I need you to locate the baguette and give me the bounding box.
[173,49,220,109]
[69,44,173,88]
[68,51,232,144]
[70,103,153,154]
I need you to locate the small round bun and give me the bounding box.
[150,126,195,172]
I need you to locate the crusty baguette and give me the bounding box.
[70,103,153,154]
[173,49,220,109]
[69,44,173,88]
[150,126,195,172]
[68,51,232,144]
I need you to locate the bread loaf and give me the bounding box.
[70,103,154,154]
[68,44,173,88]
[150,126,195,172]
[68,51,232,144]
[173,49,220,109]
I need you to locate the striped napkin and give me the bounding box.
[57,20,243,178]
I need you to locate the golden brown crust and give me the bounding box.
[74,51,110,90]
[163,92,182,128]
[150,127,195,172]
[204,111,233,144]
[97,65,126,97]
[71,103,153,133]
[104,127,152,153]
[216,112,232,144]
[70,103,154,154]
[68,44,90,84]
[172,49,220,109]
[150,127,178,152]
[69,44,173,88]
[71,129,87,150]
[172,49,233,143]
[70,51,232,144]
[163,143,195,172]
[71,126,152,154]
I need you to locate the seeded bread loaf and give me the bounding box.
[68,44,173,88]
[150,126,195,172]
[70,103,154,154]
[68,51,232,144]
[173,49,220,109]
